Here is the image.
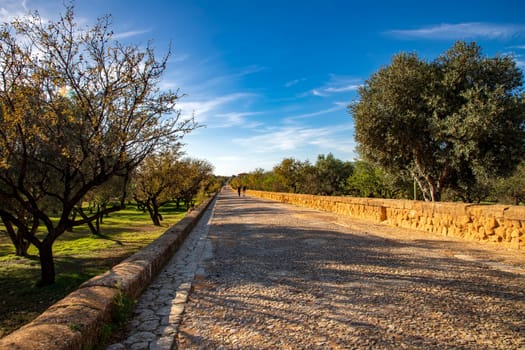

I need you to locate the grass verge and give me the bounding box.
[0,202,188,338]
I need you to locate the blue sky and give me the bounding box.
[2,1,525,175]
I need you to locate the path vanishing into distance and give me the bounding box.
[109,187,525,350]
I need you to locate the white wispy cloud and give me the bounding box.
[311,89,327,97]
[170,53,189,63]
[204,64,267,87]
[237,65,267,76]
[233,123,355,154]
[113,29,151,40]
[172,64,267,97]
[515,58,525,68]
[284,102,347,123]
[0,1,95,26]
[324,85,361,93]
[0,0,28,22]
[177,92,257,124]
[285,78,306,88]
[214,111,264,129]
[387,22,525,40]
[308,75,363,97]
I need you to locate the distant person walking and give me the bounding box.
[237,186,241,197]
[242,186,246,197]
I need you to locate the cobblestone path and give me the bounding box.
[107,197,216,350]
[176,188,525,349]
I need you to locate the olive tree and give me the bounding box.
[272,158,305,193]
[176,158,214,209]
[314,153,353,196]
[351,41,525,201]
[346,160,412,199]
[132,149,182,226]
[492,161,525,205]
[0,7,196,285]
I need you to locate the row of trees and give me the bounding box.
[238,154,354,196]
[6,146,220,265]
[0,7,204,285]
[231,154,391,197]
[231,154,525,205]
[80,151,219,231]
[132,150,217,226]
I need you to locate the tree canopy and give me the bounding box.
[350,41,525,201]
[0,6,196,285]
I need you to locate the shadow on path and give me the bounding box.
[177,188,525,349]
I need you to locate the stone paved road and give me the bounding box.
[176,188,525,349]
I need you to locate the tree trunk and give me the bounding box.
[2,217,30,257]
[152,215,161,226]
[96,216,101,234]
[155,209,163,222]
[67,209,77,232]
[15,233,30,257]
[99,204,106,224]
[38,242,55,286]
[146,204,161,226]
[87,220,100,235]
[77,206,102,236]
[152,199,163,224]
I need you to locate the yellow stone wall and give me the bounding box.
[247,190,524,250]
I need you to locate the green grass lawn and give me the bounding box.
[0,203,188,338]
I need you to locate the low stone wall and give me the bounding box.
[247,190,524,250]
[0,195,216,350]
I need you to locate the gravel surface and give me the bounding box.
[176,188,525,349]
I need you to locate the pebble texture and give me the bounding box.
[177,188,525,349]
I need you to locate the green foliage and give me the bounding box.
[68,323,82,332]
[492,161,525,204]
[132,149,183,225]
[176,158,215,208]
[97,324,114,350]
[111,289,136,326]
[235,152,524,203]
[314,154,353,195]
[233,154,353,196]
[272,158,305,193]
[70,279,136,349]
[347,161,386,198]
[132,152,214,226]
[350,41,525,202]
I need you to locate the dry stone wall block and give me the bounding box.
[247,190,524,251]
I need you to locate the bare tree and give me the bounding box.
[0,6,197,285]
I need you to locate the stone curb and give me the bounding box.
[0,195,216,350]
